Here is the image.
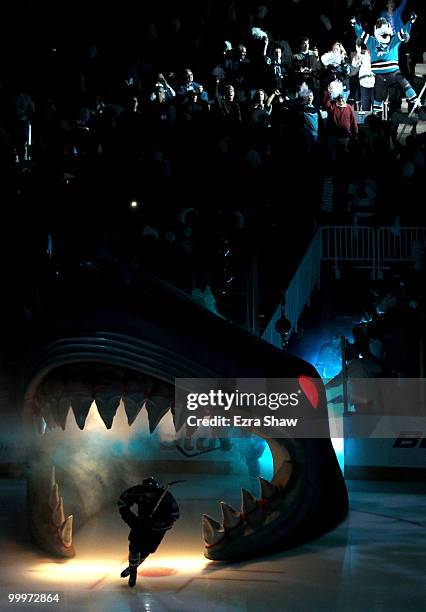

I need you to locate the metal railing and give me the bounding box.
[321,226,376,279]
[263,225,426,348]
[377,226,426,279]
[262,229,321,348]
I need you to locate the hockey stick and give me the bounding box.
[150,480,186,517]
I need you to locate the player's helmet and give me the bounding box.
[142,477,161,489]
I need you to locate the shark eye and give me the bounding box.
[298,376,319,410]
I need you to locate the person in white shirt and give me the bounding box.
[351,41,375,111]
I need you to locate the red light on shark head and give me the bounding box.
[298,376,319,410]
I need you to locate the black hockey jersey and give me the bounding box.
[118,484,180,531]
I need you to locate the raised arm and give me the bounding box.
[396,14,416,44]
[350,17,376,53]
[351,16,365,40]
[266,90,280,107]
[263,35,269,57]
[395,0,407,18]
[215,78,221,101]
[351,45,362,70]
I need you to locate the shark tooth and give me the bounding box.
[259,477,277,500]
[41,400,57,430]
[49,483,60,511]
[122,394,145,426]
[70,394,93,429]
[145,397,171,433]
[94,394,121,429]
[202,515,224,546]
[50,466,56,490]
[60,515,73,548]
[220,502,241,529]
[52,498,65,527]
[172,400,187,433]
[56,397,71,430]
[34,414,47,435]
[122,373,155,427]
[241,488,258,515]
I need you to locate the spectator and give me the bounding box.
[177,68,208,103]
[250,88,277,127]
[351,41,375,110]
[182,89,209,122]
[298,85,324,157]
[212,41,233,82]
[380,0,407,35]
[214,81,242,130]
[73,106,98,158]
[224,44,251,103]
[15,90,35,161]
[2,0,424,334]
[265,45,288,92]
[347,175,377,223]
[150,73,176,102]
[118,95,145,158]
[123,58,142,91]
[248,28,270,92]
[321,42,352,101]
[149,85,177,128]
[274,38,293,71]
[292,37,322,100]
[324,89,358,160]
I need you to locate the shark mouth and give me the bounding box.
[20,275,349,562]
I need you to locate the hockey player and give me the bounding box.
[350,12,418,114]
[118,477,180,587]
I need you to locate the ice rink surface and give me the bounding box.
[0,475,425,612]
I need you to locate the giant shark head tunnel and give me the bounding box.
[19,276,348,564]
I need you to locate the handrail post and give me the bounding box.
[341,335,350,417]
[334,227,339,279]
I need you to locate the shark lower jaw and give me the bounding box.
[202,436,348,561]
[23,363,348,561]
